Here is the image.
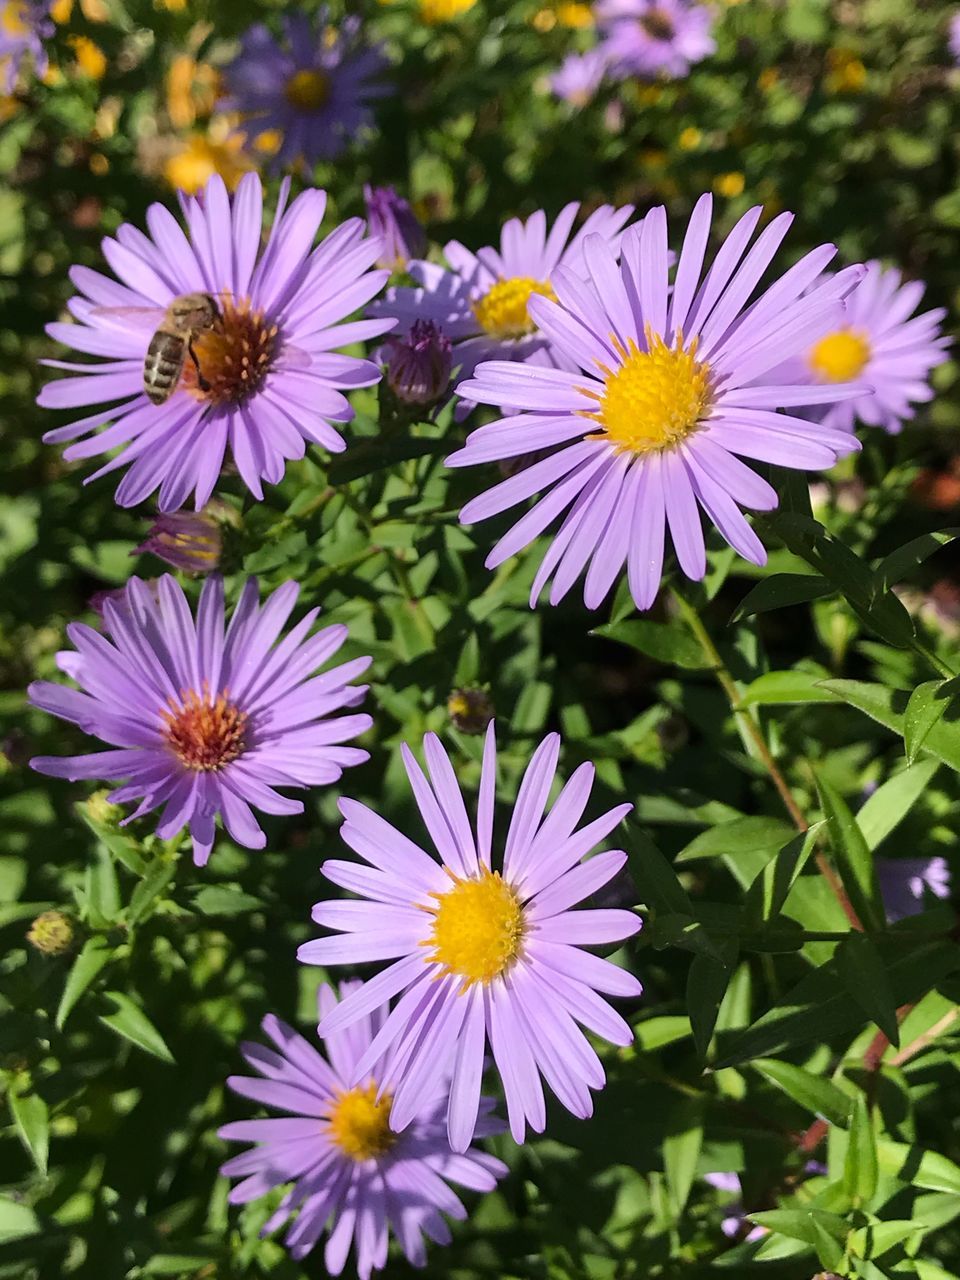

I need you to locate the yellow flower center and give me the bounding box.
[284,68,331,112]
[1,1,29,37]
[586,329,712,454]
[808,328,871,382]
[161,685,247,771]
[327,1083,396,1161]
[424,868,524,987]
[182,297,278,405]
[472,277,557,340]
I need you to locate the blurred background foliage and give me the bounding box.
[3,0,960,1277]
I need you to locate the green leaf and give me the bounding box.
[83,843,121,929]
[192,884,265,916]
[675,816,794,865]
[814,771,885,932]
[327,436,447,484]
[836,933,900,1047]
[856,759,940,851]
[844,1094,879,1206]
[732,573,833,620]
[8,1090,48,1176]
[625,829,693,916]
[849,1219,921,1259]
[0,1196,40,1244]
[127,859,178,927]
[687,953,735,1062]
[633,1016,692,1051]
[875,528,960,590]
[904,681,951,765]
[56,936,113,1029]
[77,806,146,876]
[744,825,821,925]
[592,618,710,669]
[748,1207,848,1247]
[99,991,174,1063]
[663,1096,705,1214]
[811,1217,845,1270]
[821,680,960,774]
[752,1058,851,1126]
[877,1141,960,1195]
[739,669,842,707]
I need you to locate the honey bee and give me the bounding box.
[143,292,220,406]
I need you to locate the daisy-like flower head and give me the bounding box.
[220,981,507,1274]
[447,196,866,612]
[369,201,634,406]
[596,0,715,80]
[299,725,641,1152]
[28,575,372,867]
[0,0,53,91]
[549,48,609,107]
[38,173,393,512]
[797,260,949,435]
[220,12,389,170]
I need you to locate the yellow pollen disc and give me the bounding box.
[327,1083,396,1161]
[284,68,331,112]
[1,2,29,36]
[184,297,279,407]
[472,276,557,340]
[161,684,247,772]
[808,328,871,382]
[589,328,712,455]
[425,868,524,987]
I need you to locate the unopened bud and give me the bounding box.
[447,687,494,735]
[383,320,453,408]
[84,788,122,824]
[136,506,224,573]
[363,184,427,271]
[27,910,74,956]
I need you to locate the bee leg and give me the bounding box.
[187,340,210,392]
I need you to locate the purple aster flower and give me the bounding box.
[703,1172,767,1241]
[0,0,53,91]
[299,724,641,1152]
[38,173,393,513]
[549,49,608,107]
[220,981,507,1274]
[220,12,389,170]
[877,856,951,922]
[28,575,372,867]
[597,0,715,80]
[369,202,634,403]
[363,185,427,271]
[446,196,865,612]
[795,261,949,435]
[950,12,960,63]
[382,320,453,407]
[136,506,225,573]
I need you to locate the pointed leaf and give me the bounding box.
[875,528,960,589]
[56,936,113,1029]
[748,1207,847,1246]
[740,670,842,707]
[752,1058,851,1126]
[904,681,950,765]
[8,1091,48,1176]
[676,816,794,865]
[99,991,174,1063]
[814,771,884,931]
[592,618,710,669]
[843,1094,879,1206]
[687,953,735,1062]
[732,573,833,620]
[856,759,940,851]
[836,933,900,1047]
[821,680,960,775]
[626,829,693,915]
[744,825,821,925]
[663,1096,705,1214]
[877,1141,960,1194]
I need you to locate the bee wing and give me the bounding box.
[89,305,166,331]
[274,343,313,370]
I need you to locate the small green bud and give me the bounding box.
[27,910,74,956]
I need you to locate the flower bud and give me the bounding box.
[84,788,123,825]
[136,507,224,573]
[447,687,494,735]
[383,321,453,408]
[27,910,74,956]
[363,184,427,272]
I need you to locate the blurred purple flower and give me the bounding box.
[220,11,390,168]
[0,0,53,91]
[220,981,507,1272]
[703,1173,766,1241]
[29,575,372,866]
[949,12,960,63]
[299,725,641,1152]
[550,49,608,107]
[597,0,715,80]
[363,184,427,271]
[877,856,951,922]
[38,173,392,512]
[382,320,452,406]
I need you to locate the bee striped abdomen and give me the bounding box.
[144,330,187,405]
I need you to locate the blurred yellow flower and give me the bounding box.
[640,147,667,169]
[166,53,219,129]
[555,3,594,28]
[714,171,745,198]
[678,126,701,150]
[164,129,252,194]
[155,0,188,9]
[252,128,282,156]
[825,48,866,94]
[52,0,109,20]
[757,66,778,92]
[68,34,106,79]
[0,92,20,122]
[418,0,476,22]
[89,151,109,174]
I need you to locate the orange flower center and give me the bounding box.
[161,685,247,771]
[184,297,278,407]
